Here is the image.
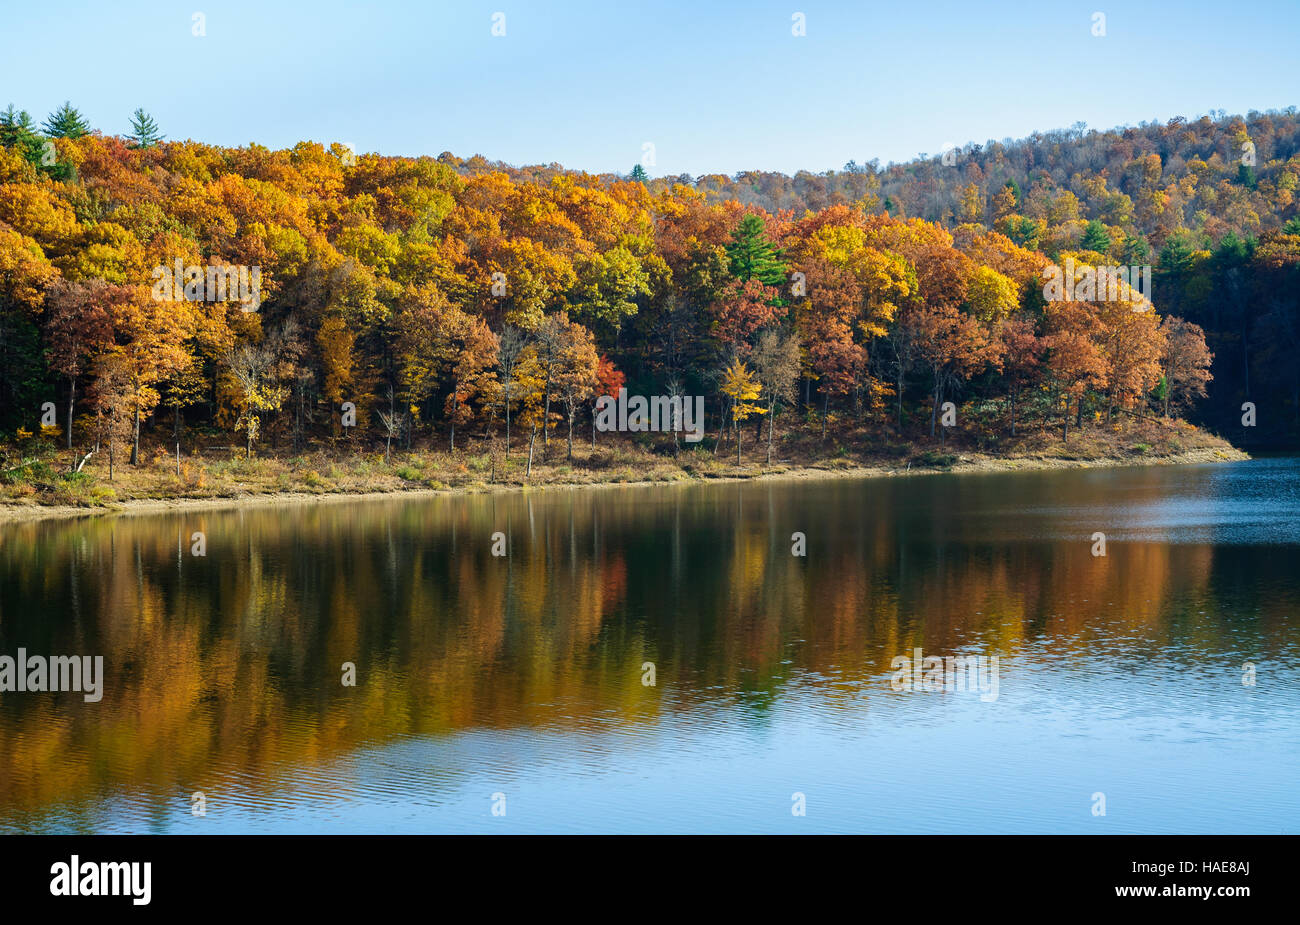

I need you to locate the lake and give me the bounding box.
[1,458,1298,833]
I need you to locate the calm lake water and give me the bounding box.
[1,458,1298,834]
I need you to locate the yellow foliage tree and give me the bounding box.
[720,357,765,465]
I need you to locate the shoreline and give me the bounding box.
[0,445,1251,525]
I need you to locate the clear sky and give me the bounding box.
[3,0,1298,176]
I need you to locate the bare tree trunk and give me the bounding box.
[542,369,552,446]
[294,386,303,452]
[766,394,775,464]
[526,424,537,478]
[385,386,395,463]
[929,380,941,438]
[131,404,140,466]
[897,365,905,428]
[66,377,75,449]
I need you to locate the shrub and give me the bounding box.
[917,450,957,468]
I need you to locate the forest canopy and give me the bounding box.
[0,103,1295,476]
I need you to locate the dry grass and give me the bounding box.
[0,415,1246,517]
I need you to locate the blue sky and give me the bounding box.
[3,0,1297,176]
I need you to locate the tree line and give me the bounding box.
[0,102,1244,476]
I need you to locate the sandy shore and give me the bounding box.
[0,445,1251,525]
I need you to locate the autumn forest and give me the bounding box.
[2,104,1298,505]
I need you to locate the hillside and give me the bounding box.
[0,103,1290,507]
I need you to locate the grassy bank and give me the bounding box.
[0,417,1248,523]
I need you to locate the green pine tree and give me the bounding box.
[1214,231,1249,264]
[1006,216,1040,251]
[1080,220,1111,256]
[128,108,164,148]
[42,101,90,139]
[1117,231,1150,264]
[1,103,65,177]
[628,163,649,184]
[1159,232,1198,275]
[726,213,787,286]
[1004,179,1022,208]
[0,104,38,145]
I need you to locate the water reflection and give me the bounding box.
[1,459,1298,833]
